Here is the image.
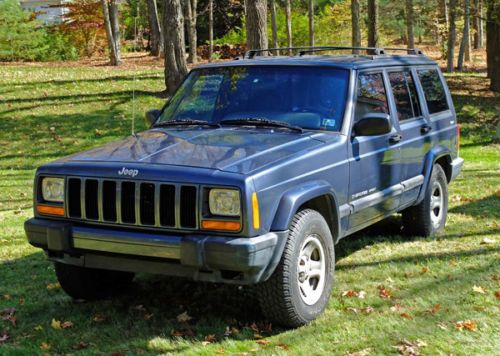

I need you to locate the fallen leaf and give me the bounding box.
[176,311,192,323]
[390,304,403,312]
[18,298,25,306]
[2,295,11,300]
[346,307,358,314]
[421,266,429,274]
[495,291,500,298]
[426,304,441,314]
[256,339,271,346]
[51,319,61,330]
[341,290,366,299]
[40,342,51,350]
[144,313,154,320]
[361,306,375,314]
[0,331,9,344]
[394,339,427,356]
[492,275,500,281]
[61,321,74,329]
[472,285,486,294]
[437,322,448,330]
[448,259,458,266]
[455,320,477,331]
[378,285,392,299]
[34,325,43,331]
[480,238,496,244]
[73,341,89,350]
[46,283,61,290]
[277,343,290,351]
[0,308,16,327]
[401,312,413,320]
[93,314,106,323]
[133,304,146,312]
[346,347,372,356]
[204,334,216,343]
[202,341,211,346]
[95,129,103,136]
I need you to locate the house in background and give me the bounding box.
[19,0,70,25]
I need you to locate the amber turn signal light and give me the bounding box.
[201,220,241,232]
[36,204,65,216]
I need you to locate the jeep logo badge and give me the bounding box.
[118,167,139,177]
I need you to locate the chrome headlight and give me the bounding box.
[41,177,65,203]
[209,189,241,216]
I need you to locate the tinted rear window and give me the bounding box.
[417,69,449,115]
[389,71,422,121]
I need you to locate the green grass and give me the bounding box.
[0,65,498,355]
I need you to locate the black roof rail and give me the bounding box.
[297,46,384,56]
[244,46,424,59]
[382,47,424,55]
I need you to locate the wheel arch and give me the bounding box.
[271,181,340,243]
[416,147,452,204]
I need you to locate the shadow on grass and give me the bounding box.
[449,194,500,219]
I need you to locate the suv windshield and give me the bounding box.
[159,66,349,131]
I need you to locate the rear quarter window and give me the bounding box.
[417,69,449,115]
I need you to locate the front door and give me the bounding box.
[348,71,402,231]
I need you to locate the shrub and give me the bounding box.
[0,0,48,61]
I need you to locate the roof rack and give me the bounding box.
[244,46,424,59]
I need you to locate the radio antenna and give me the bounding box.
[131,2,139,137]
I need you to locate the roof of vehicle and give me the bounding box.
[196,47,437,71]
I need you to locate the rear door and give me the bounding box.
[386,68,428,207]
[347,70,402,231]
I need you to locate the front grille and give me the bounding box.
[66,178,198,230]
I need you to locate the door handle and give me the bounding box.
[421,124,432,134]
[389,134,402,144]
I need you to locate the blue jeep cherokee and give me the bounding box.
[25,47,463,327]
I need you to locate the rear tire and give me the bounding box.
[54,263,134,300]
[402,164,448,237]
[256,209,335,327]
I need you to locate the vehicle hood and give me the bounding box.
[58,128,332,175]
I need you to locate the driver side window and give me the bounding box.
[354,73,389,123]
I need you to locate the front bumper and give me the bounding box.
[25,218,287,284]
[450,157,464,181]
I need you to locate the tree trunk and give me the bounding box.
[270,0,279,54]
[285,0,292,54]
[478,0,483,47]
[486,0,500,91]
[101,0,121,65]
[146,0,163,56]
[406,0,415,48]
[308,0,314,47]
[184,0,198,63]
[367,0,379,48]
[458,0,470,70]
[163,0,188,95]
[245,0,268,52]
[447,0,458,72]
[473,0,479,48]
[208,0,213,61]
[351,0,361,53]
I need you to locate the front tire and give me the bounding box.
[256,209,335,327]
[402,164,448,236]
[54,263,134,300]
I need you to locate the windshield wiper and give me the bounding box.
[220,117,303,133]
[153,119,221,128]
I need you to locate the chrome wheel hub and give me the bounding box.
[297,235,326,305]
[430,180,444,228]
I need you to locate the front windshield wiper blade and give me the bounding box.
[153,119,221,128]
[220,117,303,133]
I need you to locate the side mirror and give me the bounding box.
[145,109,161,126]
[353,113,392,136]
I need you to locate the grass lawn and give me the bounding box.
[0,63,498,355]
